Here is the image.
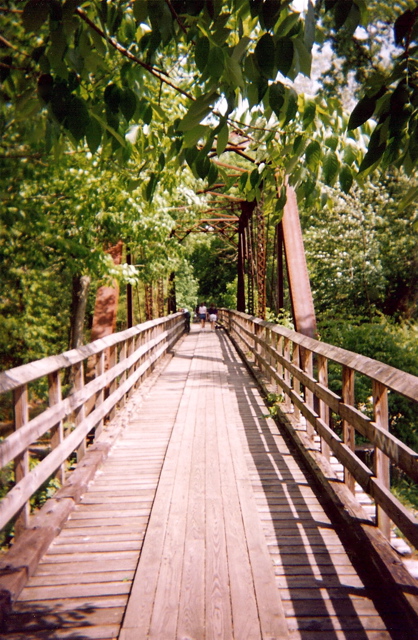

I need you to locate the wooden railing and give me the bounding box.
[219,309,418,549]
[0,313,185,539]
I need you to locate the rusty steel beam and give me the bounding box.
[256,201,266,320]
[281,184,317,338]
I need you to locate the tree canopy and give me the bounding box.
[2,0,418,367]
[3,1,418,199]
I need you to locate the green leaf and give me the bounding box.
[275,38,294,78]
[133,0,148,23]
[276,12,301,38]
[90,112,126,147]
[302,100,316,128]
[269,82,285,119]
[119,88,137,122]
[255,33,275,78]
[334,0,353,30]
[359,141,386,173]
[348,94,378,130]
[244,53,260,82]
[224,56,244,89]
[185,146,199,168]
[104,84,122,114]
[22,0,50,32]
[178,91,219,132]
[395,9,417,46]
[276,185,287,211]
[207,161,218,187]
[65,96,90,141]
[86,117,102,154]
[232,36,251,62]
[398,185,418,211]
[195,37,210,72]
[339,164,353,193]
[217,122,229,156]
[183,124,208,147]
[283,87,298,126]
[207,47,225,80]
[325,136,338,151]
[250,167,260,188]
[261,0,282,30]
[323,151,340,185]
[293,38,312,77]
[195,154,211,179]
[145,172,159,202]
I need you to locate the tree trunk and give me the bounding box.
[69,275,91,349]
[167,272,177,313]
[90,241,123,342]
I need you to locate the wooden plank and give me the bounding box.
[176,362,206,639]
[215,375,263,639]
[148,349,201,639]
[222,413,290,639]
[119,336,197,639]
[204,372,233,639]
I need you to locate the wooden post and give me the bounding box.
[13,384,30,537]
[108,344,117,420]
[119,340,127,408]
[94,350,105,439]
[283,338,292,411]
[342,366,355,493]
[373,380,391,540]
[301,348,314,438]
[48,371,65,484]
[317,355,330,460]
[73,362,86,462]
[292,342,301,422]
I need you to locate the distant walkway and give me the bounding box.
[6,325,410,639]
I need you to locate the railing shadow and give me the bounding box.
[217,329,406,640]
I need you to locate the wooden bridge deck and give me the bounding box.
[5,326,414,639]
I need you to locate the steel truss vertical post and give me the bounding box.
[157,278,165,318]
[144,283,153,320]
[256,200,266,320]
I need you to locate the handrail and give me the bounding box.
[0,313,185,538]
[219,309,418,549]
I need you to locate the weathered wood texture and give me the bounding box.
[5,327,418,639]
[219,309,418,549]
[0,314,184,538]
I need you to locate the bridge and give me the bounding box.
[1,311,418,639]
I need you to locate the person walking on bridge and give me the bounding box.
[198,302,207,329]
[208,304,218,330]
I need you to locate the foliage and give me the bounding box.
[302,172,418,321]
[189,234,237,306]
[2,0,418,207]
[319,315,418,450]
[174,258,200,311]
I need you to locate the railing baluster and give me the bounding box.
[94,350,105,439]
[108,344,117,420]
[73,361,86,462]
[342,365,355,493]
[119,340,128,408]
[292,342,301,422]
[48,370,65,484]
[317,355,330,460]
[13,384,30,537]
[373,380,391,539]
[283,338,292,411]
[301,348,314,438]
